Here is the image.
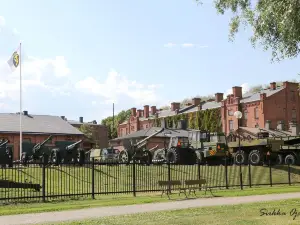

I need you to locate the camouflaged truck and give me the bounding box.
[188,130,298,166]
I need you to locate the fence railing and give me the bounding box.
[0,159,299,204]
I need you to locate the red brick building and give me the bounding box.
[67,116,108,149]
[118,81,300,137]
[0,111,84,160]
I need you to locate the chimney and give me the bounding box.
[61,116,65,120]
[161,118,167,128]
[171,102,180,111]
[232,86,242,98]
[23,111,28,116]
[270,82,276,90]
[290,122,299,136]
[150,106,157,115]
[131,107,137,117]
[192,98,201,106]
[177,119,187,130]
[260,93,266,101]
[265,120,271,130]
[277,121,284,131]
[79,117,83,123]
[137,109,143,117]
[143,105,149,118]
[215,93,223,103]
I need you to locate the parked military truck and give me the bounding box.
[21,135,53,166]
[49,140,85,166]
[0,139,13,168]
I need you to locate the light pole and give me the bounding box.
[234,110,243,190]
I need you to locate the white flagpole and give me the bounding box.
[19,42,22,161]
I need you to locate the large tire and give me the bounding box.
[167,147,180,164]
[118,150,129,164]
[248,150,262,166]
[51,150,60,166]
[285,154,296,165]
[234,150,247,165]
[142,150,152,165]
[276,154,283,165]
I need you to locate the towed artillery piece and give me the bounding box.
[0,139,13,168]
[21,135,53,166]
[49,140,85,166]
[118,128,165,165]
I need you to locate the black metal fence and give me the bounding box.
[0,159,299,204]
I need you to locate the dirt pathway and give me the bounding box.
[1,192,300,225]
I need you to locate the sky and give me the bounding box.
[0,0,299,123]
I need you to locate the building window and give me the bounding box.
[146,125,148,129]
[292,109,297,120]
[228,110,233,116]
[291,91,296,102]
[254,107,259,119]
[131,126,134,131]
[229,120,234,131]
[243,110,248,120]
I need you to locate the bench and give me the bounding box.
[158,180,186,199]
[184,179,214,197]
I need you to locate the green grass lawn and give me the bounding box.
[0,163,300,202]
[45,198,300,225]
[0,185,300,216]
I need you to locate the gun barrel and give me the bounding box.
[0,140,8,147]
[66,140,83,150]
[134,128,164,147]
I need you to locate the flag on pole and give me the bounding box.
[7,46,21,72]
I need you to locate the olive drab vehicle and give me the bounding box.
[188,130,228,165]
[226,132,285,165]
[21,135,53,166]
[0,139,13,168]
[49,140,85,166]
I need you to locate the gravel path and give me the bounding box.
[1,192,300,225]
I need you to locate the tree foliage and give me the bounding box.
[101,110,131,139]
[79,124,93,139]
[196,0,300,62]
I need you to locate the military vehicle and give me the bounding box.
[188,130,228,165]
[49,140,85,166]
[87,147,120,163]
[21,135,53,166]
[118,128,165,165]
[0,139,13,168]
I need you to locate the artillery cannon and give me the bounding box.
[0,139,13,168]
[118,128,165,165]
[21,135,53,166]
[49,140,85,166]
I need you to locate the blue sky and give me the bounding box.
[0,0,299,122]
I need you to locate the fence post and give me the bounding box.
[225,155,228,189]
[133,159,136,197]
[248,160,252,188]
[269,158,272,187]
[167,161,171,193]
[197,161,201,191]
[239,163,243,190]
[91,158,95,199]
[288,163,291,186]
[42,157,46,202]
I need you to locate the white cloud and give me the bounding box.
[0,16,5,27]
[181,43,208,48]
[12,28,19,35]
[75,69,163,106]
[164,43,176,48]
[225,83,250,96]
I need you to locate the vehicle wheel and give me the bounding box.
[142,150,152,165]
[167,147,180,164]
[276,154,283,165]
[285,154,296,165]
[248,150,262,166]
[21,152,28,166]
[118,150,129,164]
[51,150,60,166]
[234,150,247,165]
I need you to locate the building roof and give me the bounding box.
[0,113,83,135]
[240,87,284,103]
[67,120,105,127]
[111,127,189,141]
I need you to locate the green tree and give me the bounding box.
[196,0,300,62]
[79,124,93,139]
[101,109,131,139]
